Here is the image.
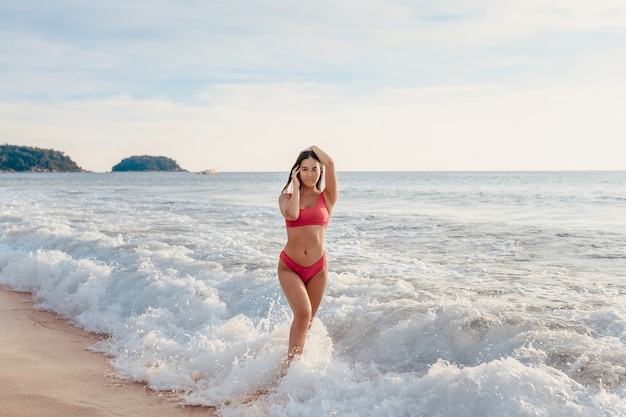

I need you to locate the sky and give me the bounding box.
[1,1,625,172]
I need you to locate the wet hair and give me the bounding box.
[281,150,323,193]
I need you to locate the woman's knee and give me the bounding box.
[292,308,312,327]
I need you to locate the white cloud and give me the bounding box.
[1,1,625,171]
[2,81,624,172]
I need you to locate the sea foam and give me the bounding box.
[2,172,625,416]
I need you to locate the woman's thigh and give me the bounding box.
[278,262,312,318]
[306,266,328,318]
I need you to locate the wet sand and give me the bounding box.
[0,288,218,417]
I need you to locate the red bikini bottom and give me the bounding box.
[279,250,326,283]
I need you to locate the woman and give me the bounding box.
[278,146,338,365]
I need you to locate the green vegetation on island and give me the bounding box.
[0,144,83,172]
[112,155,185,172]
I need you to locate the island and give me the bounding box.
[111,155,185,172]
[0,144,84,172]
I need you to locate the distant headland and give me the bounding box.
[0,144,84,172]
[0,145,216,173]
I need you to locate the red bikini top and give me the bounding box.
[285,192,330,228]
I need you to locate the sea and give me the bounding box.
[1,171,625,417]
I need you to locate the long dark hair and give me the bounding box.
[281,150,323,193]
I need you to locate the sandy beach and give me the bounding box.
[0,288,217,417]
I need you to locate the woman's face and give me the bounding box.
[298,157,321,187]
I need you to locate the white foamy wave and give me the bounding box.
[1,172,625,416]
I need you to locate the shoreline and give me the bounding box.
[0,287,218,417]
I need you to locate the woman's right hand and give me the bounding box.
[291,166,300,189]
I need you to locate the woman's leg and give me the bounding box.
[306,265,328,320]
[278,261,328,363]
[278,262,313,362]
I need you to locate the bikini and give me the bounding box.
[280,192,329,283]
